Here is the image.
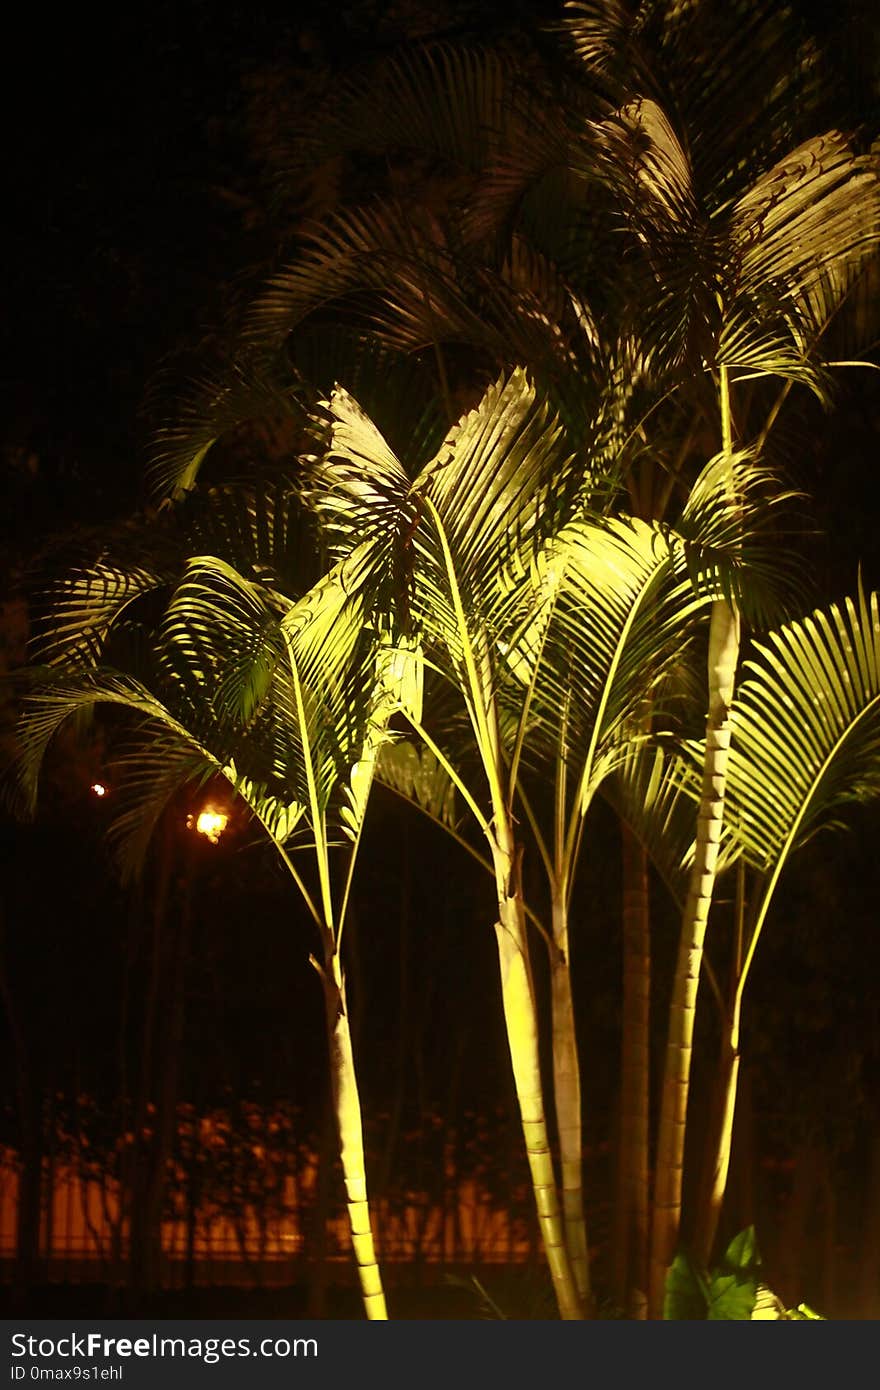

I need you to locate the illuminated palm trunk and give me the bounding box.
[549,890,591,1310]
[425,495,582,1318]
[693,857,747,1268]
[613,822,651,1318]
[649,595,740,1317]
[492,842,583,1320]
[322,954,388,1320]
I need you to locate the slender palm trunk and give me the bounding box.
[492,840,583,1319]
[649,364,741,1316]
[613,821,651,1317]
[649,593,740,1316]
[378,817,413,1197]
[550,888,591,1310]
[321,953,387,1319]
[694,860,749,1267]
[428,510,581,1316]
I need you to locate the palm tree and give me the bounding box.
[152,57,655,1313]
[227,9,878,1315]
[302,360,790,1317]
[106,0,879,1314]
[604,93,880,1319]
[495,494,712,1307]
[690,583,880,1265]
[304,368,585,1317]
[12,501,422,1318]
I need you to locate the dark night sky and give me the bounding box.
[3,1,567,539]
[5,3,287,533]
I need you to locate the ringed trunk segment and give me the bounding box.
[493,848,583,1320]
[321,956,387,1320]
[550,892,591,1310]
[649,596,740,1317]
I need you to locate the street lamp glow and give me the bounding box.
[187,808,229,843]
[91,782,107,797]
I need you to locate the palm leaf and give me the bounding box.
[672,450,808,625]
[340,634,425,844]
[726,584,880,875]
[13,670,224,817]
[30,562,169,670]
[159,555,288,727]
[147,350,304,501]
[103,735,219,883]
[515,514,703,787]
[414,368,578,648]
[245,201,487,354]
[296,43,509,176]
[27,479,315,673]
[182,477,316,590]
[375,737,458,828]
[289,325,447,466]
[602,742,700,907]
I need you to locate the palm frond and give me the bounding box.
[721,132,880,390]
[181,477,316,592]
[375,737,459,828]
[726,584,880,873]
[245,201,487,355]
[268,544,393,825]
[159,555,288,727]
[654,0,830,205]
[30,562,169,669]
[104,735,217,883]
[340,634,425,844]
[559,0,641,81]
[147,350,304,501]
[27,481,316,674]
[672,450,808,625]
[298,43,509,176]
[289,325,447,465]
[516,514,704,794]
[730,133,880,310]
[602,741,703,907]
[415,368,577,633]
[221,765,306,850]
[13,670,223,817]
